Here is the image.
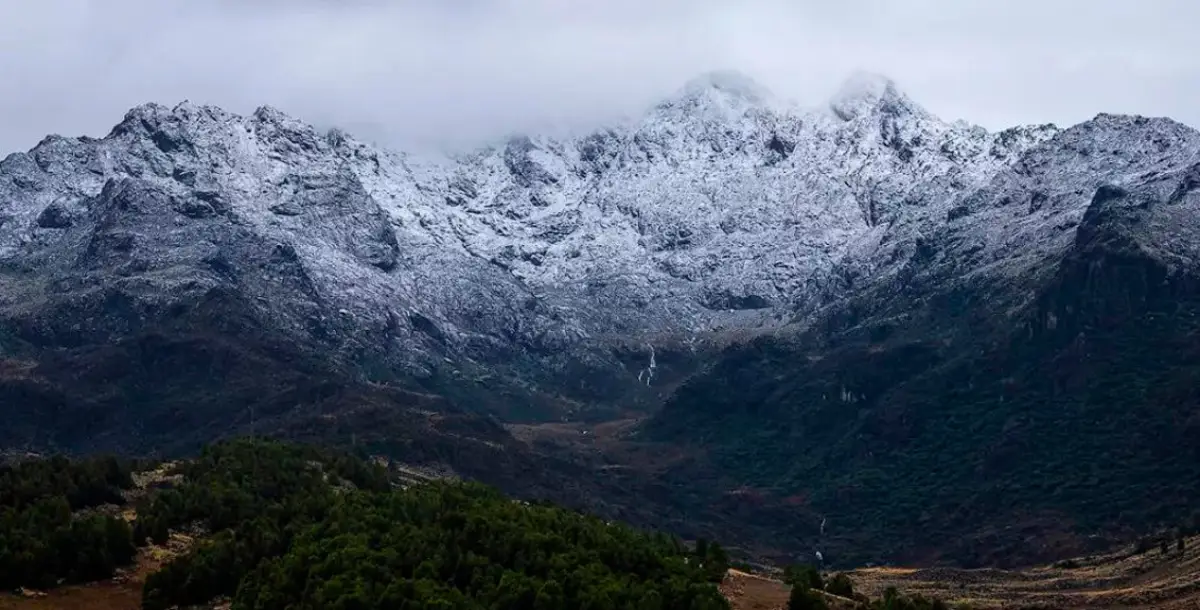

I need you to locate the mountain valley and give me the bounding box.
[2,70,1199,568]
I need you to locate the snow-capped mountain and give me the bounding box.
[1,70,1196,419]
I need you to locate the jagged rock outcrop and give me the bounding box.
[642,107,1200,566]
[3,69,1200,566]
[0,71,1071,420]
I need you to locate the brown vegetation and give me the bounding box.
[720,534,1200,610]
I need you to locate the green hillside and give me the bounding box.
[1,439,731,610]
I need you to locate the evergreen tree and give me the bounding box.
[137,439,731,610]
[783,564,824,591]
[825,573,855,598]
[787,583,827,610]
[0,454,138,589]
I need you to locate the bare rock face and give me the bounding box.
[640,108,1200,566]
[4,70,1200,566]
[0,73,1195,425]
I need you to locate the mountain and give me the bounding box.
[2,70,1198,567]
[643,107,1200,564]
[0,71,1055,414]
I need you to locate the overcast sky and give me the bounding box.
[2,0,1198,154]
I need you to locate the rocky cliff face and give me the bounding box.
[3,70,1199,565]
[643,108,1200,566]
[0,71,1066,415]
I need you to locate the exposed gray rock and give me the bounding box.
[1,72,1197,420]
[36,202,75,228]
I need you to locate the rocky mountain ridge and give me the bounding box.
[642,89,1200,565]
[4,69,1200,565]
[0,71,1079,415]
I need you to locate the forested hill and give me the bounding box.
[0,439,733,610]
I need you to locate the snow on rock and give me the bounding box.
[828,70,916,122]
[1,71,1198,411]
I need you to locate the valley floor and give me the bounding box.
[722,534,1200,609]
[3,449,1196,610]
[10,535,1200,610]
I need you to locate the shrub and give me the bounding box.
[787,583,827,610]
[825,572,855,598]
[783,563,824,590]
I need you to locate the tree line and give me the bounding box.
[0,454,138,589]
[125,438,729,610]
[0,439,1016,610]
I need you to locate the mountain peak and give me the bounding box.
[112,102,172,128]
[829,71,922,121]
[676,70,774,104]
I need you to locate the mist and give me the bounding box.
[2,0,1198,154]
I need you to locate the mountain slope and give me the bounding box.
[2,70,1199,566]
[0,72,1056,417]
[646,115,1200,566]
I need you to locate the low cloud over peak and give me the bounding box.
[2,0,1198,154]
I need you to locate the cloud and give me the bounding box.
[2,0,1199,154]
